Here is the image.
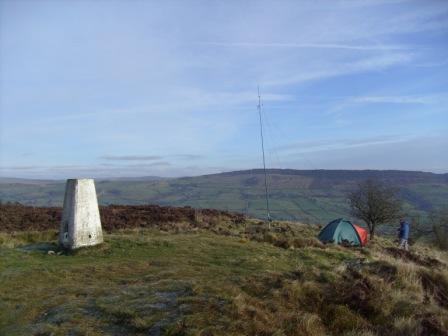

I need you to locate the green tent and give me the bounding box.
[318,218,367,247]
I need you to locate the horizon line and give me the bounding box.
[1,167,447,181]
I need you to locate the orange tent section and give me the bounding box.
[353,224,368,246]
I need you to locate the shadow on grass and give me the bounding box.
[18,242,60,253]
[17,240,111,257]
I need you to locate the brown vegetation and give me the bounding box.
[229,255,448,336]
[0,203,245,233]
[383,247,445,268]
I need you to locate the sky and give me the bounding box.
[0,0,447,179]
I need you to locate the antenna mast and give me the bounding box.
[257,86,271,226]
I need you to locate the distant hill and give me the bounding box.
[97,176,168,182]
[0,177,61,184]
[1,169,447,225]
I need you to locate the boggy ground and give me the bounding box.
[1,217,447,335]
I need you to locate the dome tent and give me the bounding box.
[318,218,368,247]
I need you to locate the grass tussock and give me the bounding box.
[0,230,58,248]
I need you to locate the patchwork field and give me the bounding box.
[1,170,447,226]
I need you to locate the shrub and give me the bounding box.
[430,207,448,250]
[433,225,448,250]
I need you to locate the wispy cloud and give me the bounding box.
[0,162,224,179]
[101,155,163,161]
[0,165,39,170]
[325,93,446,117]
[351,95,437,105]
[263,53,413,87]
[173,154,204,160]
[282,135,448,172]
[275,135,413,154]
[125,162,172,168]
[198,42,409,51]
[100,154,204,162]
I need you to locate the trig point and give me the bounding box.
[59,179,103,249]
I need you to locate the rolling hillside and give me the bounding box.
[1,170,447,225]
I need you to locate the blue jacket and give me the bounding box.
[399,222,410,240]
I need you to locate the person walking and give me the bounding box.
[398,218,410,251]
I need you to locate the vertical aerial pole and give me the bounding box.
[257,86,271,227]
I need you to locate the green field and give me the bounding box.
[1,220,447,336]
[1,170,447,225]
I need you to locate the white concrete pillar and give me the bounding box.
[59,179,103,249]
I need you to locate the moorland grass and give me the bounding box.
[1,222,447,335]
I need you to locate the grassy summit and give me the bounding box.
[0,216,447,336]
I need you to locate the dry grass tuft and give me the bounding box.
[392,317,422,336]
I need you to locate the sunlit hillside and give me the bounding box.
[1,170,447,226]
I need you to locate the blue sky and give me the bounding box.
[0,0,447,178]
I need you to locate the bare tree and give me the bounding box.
[348,179,402,239]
